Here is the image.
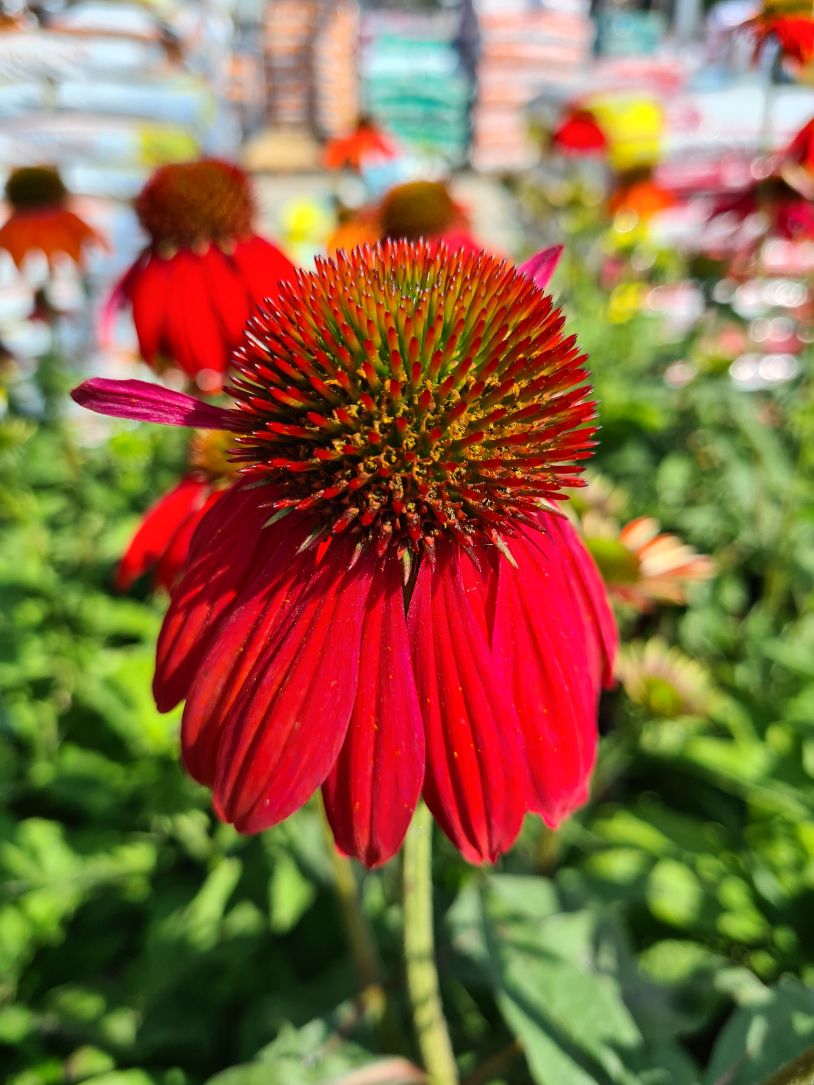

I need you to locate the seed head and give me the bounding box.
[135,159,254,251]
[229,241,597,557]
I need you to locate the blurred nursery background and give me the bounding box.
[2,0,814,1083]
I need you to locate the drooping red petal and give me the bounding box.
[519,245,564,292]
[124,251,171,364]
[229,235,297,306]
[322,555,425,867]
[162,250,230,377]
[409,548,527,863]
[786,117,814,172]
[493,523,606,827]
[541,513,618,689]
[199,245,254,349]
[116,476,209,591]
[71,378,242,430]
[771,16,814,63]
[155,489,223,591]
[153,483,280,711]
[182,536,374,833]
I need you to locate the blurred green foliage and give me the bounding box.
[2,246,814,1085]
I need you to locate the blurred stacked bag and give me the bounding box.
[471,0,594,172]
[360,9,473,167]
[263,0,319,129]
[0,0,238,202]
[313,2,359,138]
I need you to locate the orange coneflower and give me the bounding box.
[609,169,676,223]
[328,179,480,256]
[0,166,104,270]
[579,512,714,610]
[323,115,399,173]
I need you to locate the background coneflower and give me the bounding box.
[116,430,236,593]
[110,158,296,393]
[0,166,104,270]
[328,179,480,256]
[618,638,718,718]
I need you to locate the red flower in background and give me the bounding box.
[117,431,235,592]
[758,13,814,62]
[110,159,296,393]
[73,241,616,867]
[551,110,608,156]
[0,166,105,270]
[118,476,219,592]
[785,116,814,171]
[323,116,398,172]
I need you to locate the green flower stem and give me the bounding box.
[403,802,459,1085]
[319,801,394,1044]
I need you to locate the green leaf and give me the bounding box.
[205,1015,422,1085]
[268,851,317,934]
[451,876,643,1085]
[705,979,814,1085]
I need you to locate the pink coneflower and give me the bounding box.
[110,159,296,392]
[73,241,616,867]
[583,514,714,610]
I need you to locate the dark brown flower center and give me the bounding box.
[5,167,67,211]
[135,158,254,250]
[380,181,459,241]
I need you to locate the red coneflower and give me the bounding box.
[756,13,814,62]
[110,158,296,393]
[117,431,235,592]
[0,166,104,270]
[551,110,608,156]
[73,241,616,867]
[323,115,399,173]
[781,116,814,199]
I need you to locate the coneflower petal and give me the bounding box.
[542,513,618,689]
[494,524,604,827]
[519,245,564,291]
[164,251,229,377]
[200,245,254,347]
[182,536,374,832]
[117,476,209,591]
[154,483,283,711]
[127,252,171,365]
[230,234,296,304]
[322,555,425,867]
[155,490,222,592]
[410,548,527,863]
[71,378,241,430]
